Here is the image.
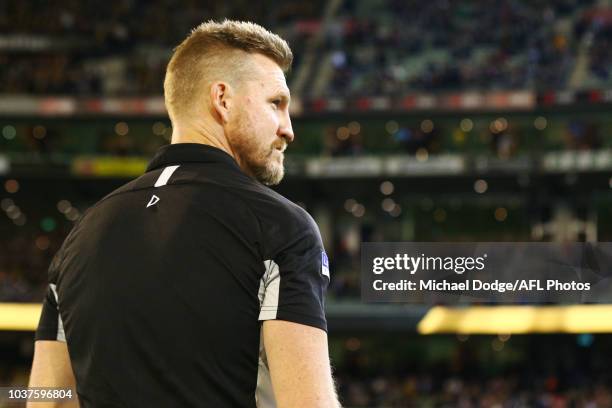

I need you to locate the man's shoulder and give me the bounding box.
[248,183,316,229]
[246,185,323,256]
[79,163,319,239]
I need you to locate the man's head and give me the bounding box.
[164,20,294,185]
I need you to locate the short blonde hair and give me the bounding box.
[164,19,293,123]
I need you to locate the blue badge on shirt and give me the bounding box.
[321,251,330,278]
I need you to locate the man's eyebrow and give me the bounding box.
[273,90,291,103]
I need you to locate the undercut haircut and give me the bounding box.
[164,19,293,123]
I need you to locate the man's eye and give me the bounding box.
[272,100,281,107]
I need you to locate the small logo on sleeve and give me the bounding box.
[321,251,330,278]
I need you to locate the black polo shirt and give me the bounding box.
[35,143,330,408]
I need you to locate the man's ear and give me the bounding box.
[210,81,232,124]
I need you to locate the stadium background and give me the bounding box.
[2,0,612,406]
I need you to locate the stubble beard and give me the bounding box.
[229,113,285,186]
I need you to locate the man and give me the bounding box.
[29,20,341,408]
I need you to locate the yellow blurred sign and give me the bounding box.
[0,303,42,331]
[418,305,612,334]
[72,157,148,177]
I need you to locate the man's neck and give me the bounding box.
[170,126,236,161]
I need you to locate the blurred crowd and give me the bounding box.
[0,229,65,302]
[576,7,612,88]
[320,115,608,158]
[1,114,609,161]
[320,0,591,97]
[337,373,612,407]
[332,333,612,407]
[4,0,612,96]
[0,0,318,95]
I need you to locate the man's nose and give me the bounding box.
[278,115,294,143]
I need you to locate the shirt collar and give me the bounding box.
[147,143,242,172]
